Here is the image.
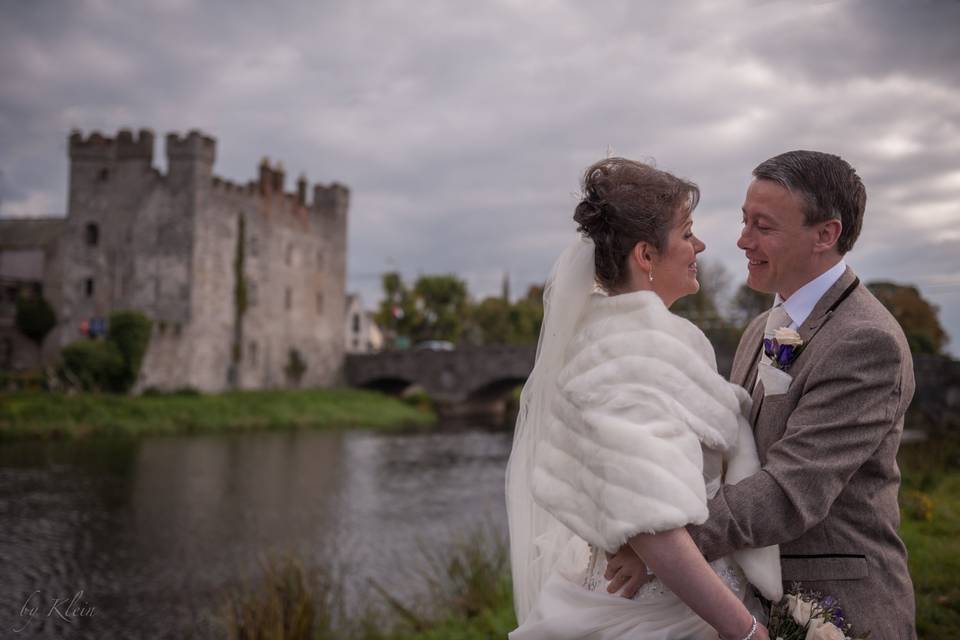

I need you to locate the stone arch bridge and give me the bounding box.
[344,345,536,416]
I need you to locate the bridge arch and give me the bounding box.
[356,376,415,396]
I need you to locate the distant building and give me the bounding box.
[0,218,66,371]
[344,293,383,354]
[1,128,350,391]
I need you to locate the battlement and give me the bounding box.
[69,128,155,162]
[166,130,216,164]
[312,183,350,213]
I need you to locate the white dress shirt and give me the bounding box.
[774,259,847,329]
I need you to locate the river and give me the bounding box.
[0,425,513,638]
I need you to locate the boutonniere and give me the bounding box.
[764,327,805,371]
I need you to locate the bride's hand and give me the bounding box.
[603,544,654,597]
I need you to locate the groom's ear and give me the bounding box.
[813,219,843,254]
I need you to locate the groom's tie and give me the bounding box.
[750,303,793,415]
[761,303,793,365]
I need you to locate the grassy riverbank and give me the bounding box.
[898,437,960,638]
[0,388,435,441]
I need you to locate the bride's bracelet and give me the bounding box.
[740,616,758,640]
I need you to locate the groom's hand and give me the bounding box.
[604,544,654,598]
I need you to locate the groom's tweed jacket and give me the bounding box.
[688,267,917,640]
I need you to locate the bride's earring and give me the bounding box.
[648,270,654,283]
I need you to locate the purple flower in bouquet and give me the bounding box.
[763,327,805,371]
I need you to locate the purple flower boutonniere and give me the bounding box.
[764,327,805,371]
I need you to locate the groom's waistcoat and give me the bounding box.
[688,267,917,640]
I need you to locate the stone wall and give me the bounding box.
[62,128,348,392]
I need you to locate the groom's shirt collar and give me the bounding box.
[774,259,847,329]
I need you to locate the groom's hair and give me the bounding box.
[753,150,866,255]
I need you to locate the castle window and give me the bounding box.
[248,340,258,366]
[84,278,94,297]
[352,312,360,333]
[247,281,257,307]
[285,243,294,266]
[98,168,109,182]
[85,223,99,247]
[285,287,292,310]
[316,291,324,314]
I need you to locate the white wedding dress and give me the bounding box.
[506,238,781,640]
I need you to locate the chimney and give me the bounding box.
[259,157,271,194]
[273,162,285,193]
[297,174,308,206]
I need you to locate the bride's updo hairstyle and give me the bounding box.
[573,157,700,292]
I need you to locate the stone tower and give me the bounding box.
[62,128,349,392]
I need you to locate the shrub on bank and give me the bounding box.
[59,310,152,393]
[60,340,125,392]
[15,293,57,345]
[108,310,153,392]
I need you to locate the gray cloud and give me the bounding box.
[2,0,959,352]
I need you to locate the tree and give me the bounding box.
[867,281,948,354]
[412,275,469,343]
[671,260,733,330]
[375,272,421,348]
[730,284,775,329]
[469,297,513,345]
[15,293,57,345]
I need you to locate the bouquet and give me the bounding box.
[768,583,868,640]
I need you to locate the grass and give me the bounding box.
[0,388,435,441]
[222,528,517,640]
[897,437,960,639]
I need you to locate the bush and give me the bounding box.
[15,294,57,345]
[60,340,124,392]
[901,490,935,522]
[108,310,153,392]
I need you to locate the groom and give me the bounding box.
[605,150,916,639]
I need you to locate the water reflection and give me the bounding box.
[0,427,511,638]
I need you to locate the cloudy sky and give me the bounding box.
[2,0,959,353]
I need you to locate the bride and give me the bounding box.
[506,158,782,639]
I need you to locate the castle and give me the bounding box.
[1,128,349,392]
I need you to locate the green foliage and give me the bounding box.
[467,298,512,344]
[234,215,248,316]
[15,294,57,345]
[730,284,775,328]
[108,310,153,392]
[868,281,948,354]
[671,260,733,330]
[897,437,960,638]
[60,340,125,392]
[901,489,935,522]
[466,291,543,346]
[233,214,247,370]
[412,275,469,343]
[58,310,151,393]
[376,273,470,345]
